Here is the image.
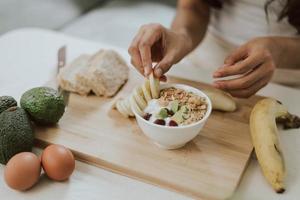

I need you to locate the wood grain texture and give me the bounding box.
[36,68,261,200]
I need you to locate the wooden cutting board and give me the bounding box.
[36,68,261,200]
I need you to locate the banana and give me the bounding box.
[132,86,147,110]
[115,99,129,118]
[129,95,144,117]
[250,98,288,193]
[114,73,160,118]
[123,98,135,117]
[203,88,237,112]
[115,74,238,117]
[142,79,152,102]
[149,73,160,99]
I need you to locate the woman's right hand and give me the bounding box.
[128,23,193,79]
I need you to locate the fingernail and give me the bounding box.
[145,64,152,75]
[144,68,150,76]
[144,71,148,77]
[143,68,148,76]
[155,67,163,77]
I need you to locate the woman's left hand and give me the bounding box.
[213,37,279,98]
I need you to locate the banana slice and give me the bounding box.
[133,86,147,110]
[142,79,152,102]
[250,98,287,193]
[120,100,132,117]
[130,95,144,117]
[123,97,134,117]
[116,100,129,118]
[149,73,160,99]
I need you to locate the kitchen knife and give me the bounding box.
[57,46,70,105]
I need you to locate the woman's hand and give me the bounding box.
[213,37,280,98]
[128,23,193,79]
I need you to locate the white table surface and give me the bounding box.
[0,28,299,200]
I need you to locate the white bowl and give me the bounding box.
[132,83,212,150]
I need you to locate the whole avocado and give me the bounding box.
[20,87,65,124]
[0,107,34,164]
[0,96,17,114]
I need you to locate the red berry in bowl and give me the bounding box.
[154,119,166,126]
[169,120,178,127]
[143,113,152,121]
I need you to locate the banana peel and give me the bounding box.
[250,98,300,193]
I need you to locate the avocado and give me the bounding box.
[170,100,179,113]
[171,111,184,124]
[0,96,17,114]
[20,87,65,124]
[156,108,169,119]
[171,105,189,124]
[0,106,34,164]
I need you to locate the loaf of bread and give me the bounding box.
[57,49,129,97]
[88,50,129,97]
[57,54,91,95]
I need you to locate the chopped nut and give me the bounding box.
[158,87,208,125]
[200,104,207,110]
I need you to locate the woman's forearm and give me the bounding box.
[171,0,210,52]
[270,36,300,69]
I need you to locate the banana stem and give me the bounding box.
[276,113,300,129]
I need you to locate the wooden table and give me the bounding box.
[0,28,299,200]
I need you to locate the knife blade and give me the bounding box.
[57,45,70,105]
[57,45,66,74]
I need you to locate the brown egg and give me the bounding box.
[41,144,75,181]
[4,152,41,190]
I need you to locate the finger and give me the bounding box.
[213,53,264,78]
[153,53,175,78]
[139,28,163,76]
[131,58,144,75]
[227,76,270,98]
[224,45,248,65]
[139,46,152,76]
[128,32,144,75]
[213,62,269,90]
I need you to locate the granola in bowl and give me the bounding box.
[143,87,208,127]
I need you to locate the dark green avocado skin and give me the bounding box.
[0,107,34,164]
[0,96,17,114]
[20,87,65,124]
